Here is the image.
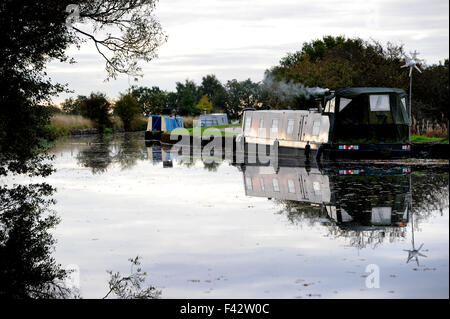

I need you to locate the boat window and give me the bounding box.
[298,116,306,140]
[258,118,265,136]
[272,178,280,192]
[370,95,390,111]
[287,119,295,135]
[339,98,352,112]
[299,177,308,200]
[271,119,279,136]
[371,207,392,225]
[260,178,265,191]
[313,181,321,196]
[245,177,253,191]
[325,98,335,113]
[245,116,252,132]
[400,97,407,113]
[312,121,321,136]
[288,179,295,193]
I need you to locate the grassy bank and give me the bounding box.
[172,123,241,137]
[411,135,449,144]
[43,114,147,140]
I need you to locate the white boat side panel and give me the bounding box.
[147,117,152,131]
[242,110,330,148]
[243,166,331,203]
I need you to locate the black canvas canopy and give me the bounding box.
[330,87,409,143]
[336,87,406,98]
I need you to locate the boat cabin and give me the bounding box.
[147,115,184,132]
[195,113,229,127]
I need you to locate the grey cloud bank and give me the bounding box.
[47,0,449,103]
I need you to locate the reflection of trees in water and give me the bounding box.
[203,160,221,172]
[276,200,408,249]
[0,183,161,299]
[76,134,147,173]
[0,183,77,298]
[327,226,407,250]
[76,137,114,174]
[103,256,161,299]
[275,171,448,250]
[178,158,197,168]
[113,134,147,170]
[275,201,328,228]
[411,172,449,225]
[172,155,225,170]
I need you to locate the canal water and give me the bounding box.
[8,133,449,298]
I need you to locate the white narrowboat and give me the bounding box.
[238,87,412,160]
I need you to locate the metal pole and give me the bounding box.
[409,75,412,142]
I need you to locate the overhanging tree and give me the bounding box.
[0,0,167,177]
[0,1,167,298]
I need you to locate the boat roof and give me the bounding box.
[336,87,406,98]
[244,110,314,114]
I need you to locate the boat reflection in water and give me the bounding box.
[239,158,412,248]
[147,145,176,168]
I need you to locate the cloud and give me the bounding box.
[47,0,449,103]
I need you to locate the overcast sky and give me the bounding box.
[47,0,449,103]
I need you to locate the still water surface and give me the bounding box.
[23,133,450,298]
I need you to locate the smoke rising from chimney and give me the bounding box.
[262,73,329,101]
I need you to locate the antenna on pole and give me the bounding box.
[401,50,423,142]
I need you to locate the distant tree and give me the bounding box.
[271,36,448,124]
[131,86,167,115]
[225,79,262,119]
[175,80,201,115]
[200,74,227,112]
[413,59,449,123]
[196,95,213,114]
[271,36,408,90]
[76,93,112,132]
[61,98,79,115]
[166,92,179,113]
[114,93,141,131]
[270,36,447,116]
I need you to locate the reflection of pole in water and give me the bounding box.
[403,174,426,266]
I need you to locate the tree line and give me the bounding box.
[60,75,264,124]
[61,36,449,126]
[269,36,449,124]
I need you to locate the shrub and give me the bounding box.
[42,124,69,141]
[114,94,141,131]
[182,116,197,128]
[130,116,148,131]
[103,128,113,134]
[76,93,112,132]
[196,95,213,114]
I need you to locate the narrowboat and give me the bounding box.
[195,113,229,127]
[238,87,411,160]
[145,114,184,140]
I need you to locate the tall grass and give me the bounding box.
[50,114,94,130]
[182,116,198,129]
[412,117,448,138]
[411,136,449,144]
